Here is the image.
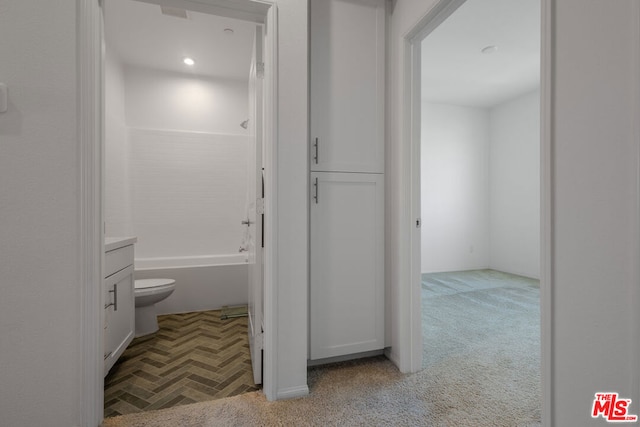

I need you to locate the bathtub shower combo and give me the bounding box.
[135,254,248,317]
[106,127,253,337]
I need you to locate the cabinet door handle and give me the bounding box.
[313,177,319,204]
[109,283,118,311]
[104,351,113,360]
[313,137,319,164]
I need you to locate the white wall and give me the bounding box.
[124,65,249,135]
[421,102,490,273]
[272,0,309,400]
[551,1,640,425]
[0,2,81,426]
[489,90,540,279]
[387,0,441,376]
[105,50,133,237]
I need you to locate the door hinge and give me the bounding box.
[255,330,264,350]
[416,218,421,228]
[257,62,265,79]
[256,198,265,215]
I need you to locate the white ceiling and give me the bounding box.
[421,0,540,108]
[105,0,256,81]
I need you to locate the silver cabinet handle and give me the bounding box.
[313,177,318,204]
[107,283,118,311]
[104,351,113,360]
[241,219,254,226]
[313,137,319,164]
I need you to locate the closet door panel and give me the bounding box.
[310,172,384,359]
[310,0,385,173]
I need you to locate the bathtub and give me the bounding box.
[134,254,248,315]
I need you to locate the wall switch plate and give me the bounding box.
[0,83,7,113]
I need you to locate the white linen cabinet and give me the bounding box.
[309,0,385,361]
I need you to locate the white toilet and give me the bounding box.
[134,278,176,337]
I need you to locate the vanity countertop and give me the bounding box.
[105,236,137,252]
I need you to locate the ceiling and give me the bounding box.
[105,0,256,81]
[421,0,540,108]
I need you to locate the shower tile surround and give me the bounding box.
[105,58,251,262]
[104,310,257,417]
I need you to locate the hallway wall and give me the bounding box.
[0,2,81,426]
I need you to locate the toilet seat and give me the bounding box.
[135,278,175,289]
[134,278,175,298]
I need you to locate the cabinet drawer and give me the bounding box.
[105,245,134,278]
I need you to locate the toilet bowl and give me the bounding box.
[134,278,175,337]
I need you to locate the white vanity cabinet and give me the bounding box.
[309,173,384,359]
[104,237,136,376]
[309,0,385,174]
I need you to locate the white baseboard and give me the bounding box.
[276,385,309,400]
[307,349,385,367]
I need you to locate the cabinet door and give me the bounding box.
[310,0,385,173]
[104,265,135,375]
[310,172,384,359]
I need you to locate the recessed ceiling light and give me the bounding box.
[183,57,195,66]
[481,45,498,54]
[224,28,234,35]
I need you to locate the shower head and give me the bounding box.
[240,119,249,129]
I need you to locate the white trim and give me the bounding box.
[259,1,280,402]
[633,0,640,412]
[78,0,104,425]
[408,33,423,374]
[397,0,467,375]
[540,1,554,425]
[276,385,310,400]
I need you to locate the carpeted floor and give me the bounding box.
[102,269,541,426]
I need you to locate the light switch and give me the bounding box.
[0,83,7,113]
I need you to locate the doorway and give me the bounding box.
[408,0,543,421]
[77,0,278,423]
[101,0,263,416]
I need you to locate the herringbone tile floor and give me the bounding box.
[104,310,258,418]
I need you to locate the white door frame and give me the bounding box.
[78,0,279,424]
[398,0,552,425]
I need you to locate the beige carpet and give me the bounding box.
[103,270,541,426]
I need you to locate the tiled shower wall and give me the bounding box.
[105,57,250,259]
